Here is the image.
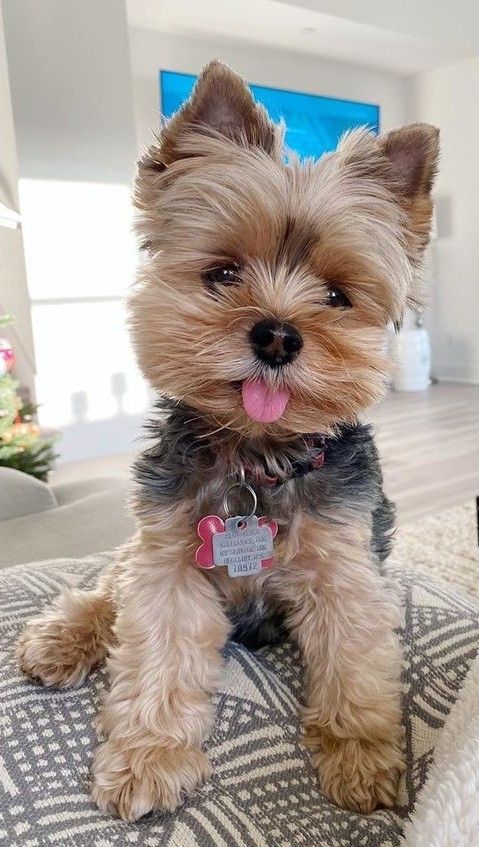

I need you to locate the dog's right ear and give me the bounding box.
[140,60,281,173]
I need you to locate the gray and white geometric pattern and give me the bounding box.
[1,554,478,846]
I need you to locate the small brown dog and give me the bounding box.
[17,62,439,822]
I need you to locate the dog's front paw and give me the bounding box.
[91,739,211,821]
[17,621,90,688]
[311,732,405,814]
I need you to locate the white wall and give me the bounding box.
[0,5,35,397]
[412,58,479,384]
[3,0,136,184]
[3,0,150,462]
[129,27,409,154]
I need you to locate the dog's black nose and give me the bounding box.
[249,319,303,368]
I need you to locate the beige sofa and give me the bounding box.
[0,467,134,568]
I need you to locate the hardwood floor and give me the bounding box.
[370,383,479,524]
[53,383,479,525]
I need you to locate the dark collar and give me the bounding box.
[244,435,326,489]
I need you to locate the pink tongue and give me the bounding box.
[241,378,290,423]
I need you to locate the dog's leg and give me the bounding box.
[278,513,404,814]
[91,527,230,821]
[17,566,117,687]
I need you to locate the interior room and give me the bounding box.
[1,2,478,845]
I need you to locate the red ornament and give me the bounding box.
[0,337,15,372]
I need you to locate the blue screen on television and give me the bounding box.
[160,70,379,160]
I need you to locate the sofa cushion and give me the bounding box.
[0,480,134,569]
[1,554,478,846]
[0,467,57,521]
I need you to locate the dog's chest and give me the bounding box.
[191,473,314,585]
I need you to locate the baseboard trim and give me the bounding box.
[433,364,479,386]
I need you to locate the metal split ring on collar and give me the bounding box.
[223,480,257,519]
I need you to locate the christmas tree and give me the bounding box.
[0,314,58,481]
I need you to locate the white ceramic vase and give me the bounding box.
[391,327,431,392]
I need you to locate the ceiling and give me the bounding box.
[127,0,479,76]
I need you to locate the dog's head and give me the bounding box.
[130,61,438,437]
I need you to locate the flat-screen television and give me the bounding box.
[160,70,380,160]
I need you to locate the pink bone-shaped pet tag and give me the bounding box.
[195,514,278,577]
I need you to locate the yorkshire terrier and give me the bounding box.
[17,61,439,821]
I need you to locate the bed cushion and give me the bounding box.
[1,553,478,847]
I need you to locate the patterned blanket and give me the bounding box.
[1,554,478,846]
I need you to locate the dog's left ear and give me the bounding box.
[379,123,440,257]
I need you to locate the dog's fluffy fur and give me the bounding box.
[17,62,439,821]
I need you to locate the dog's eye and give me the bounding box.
[326,285,352,308]
[203,264,241,287]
